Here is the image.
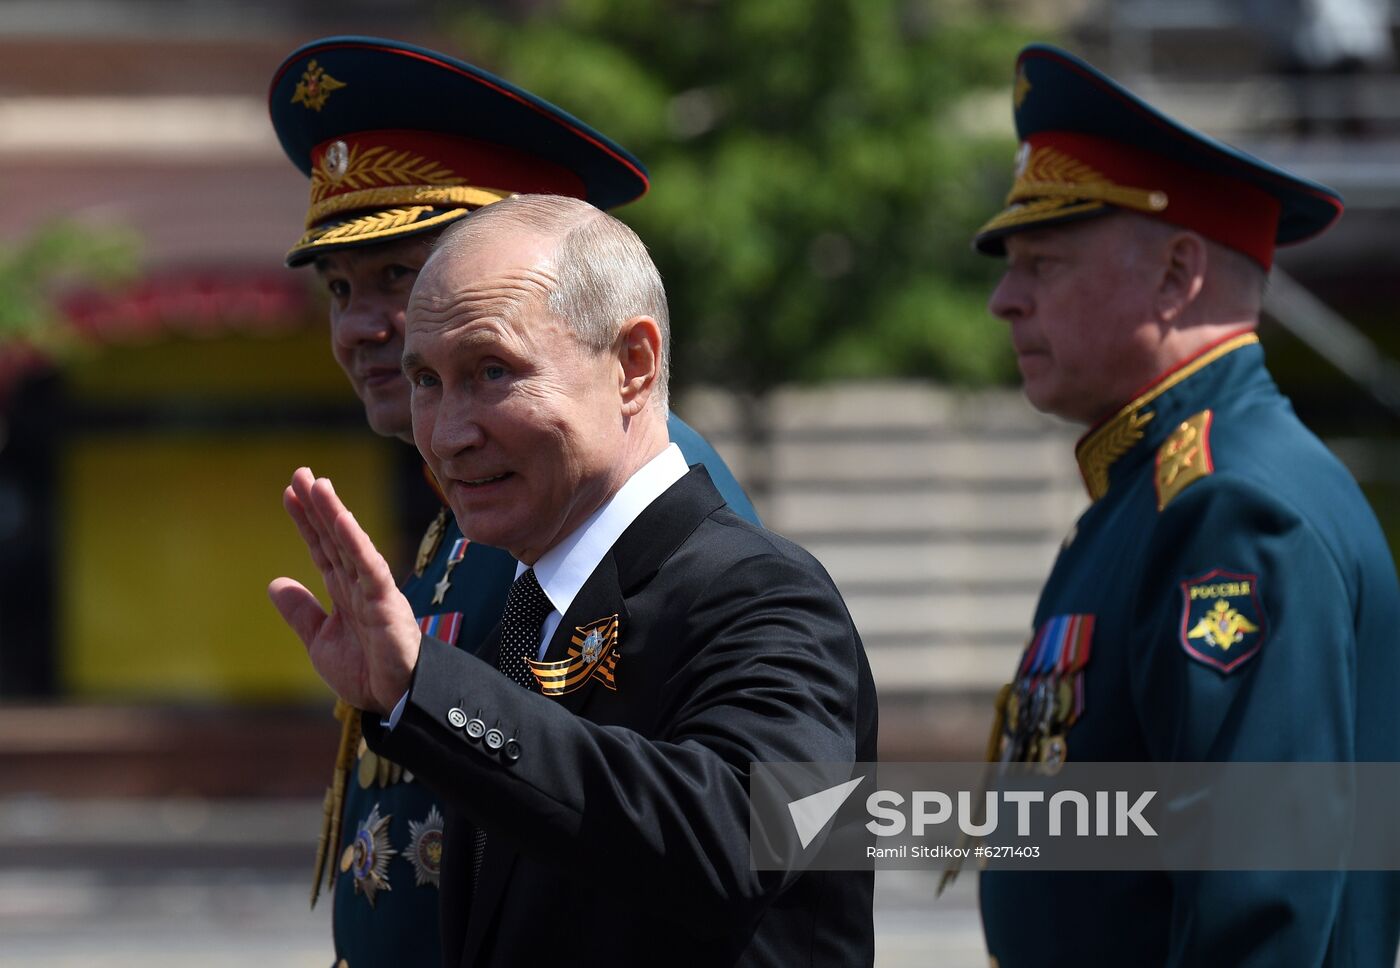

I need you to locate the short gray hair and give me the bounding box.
[438,194,671,410]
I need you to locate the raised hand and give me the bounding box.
[268,467,423,715]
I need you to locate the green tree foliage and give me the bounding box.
[452,0,1034,391]
[0,220,139,348]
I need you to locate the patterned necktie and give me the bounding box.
[497,567,553,690]
[474,567,554,892]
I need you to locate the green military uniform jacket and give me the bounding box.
[318,414,758,967]
[981,332,1400,967]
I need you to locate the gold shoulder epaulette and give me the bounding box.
[1154,409,1214,511]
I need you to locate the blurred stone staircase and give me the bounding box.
[679,383,1085,758]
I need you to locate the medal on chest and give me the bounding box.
[431,537,470,606]
[1002,613,1095,772]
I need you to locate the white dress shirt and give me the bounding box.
[387,443,687,727]
[523,442,688,657]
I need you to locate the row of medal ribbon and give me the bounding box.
[998,613,1094,772]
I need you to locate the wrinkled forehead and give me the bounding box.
[414,249,551,321]
[405,261,558,367]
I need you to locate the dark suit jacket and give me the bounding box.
[364,467,878,967]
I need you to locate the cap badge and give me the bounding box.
[323,140,350,181]
[1013,145,1168,213]
[291,59,346,112]
[309,143,465,207]
[1013,66,1032,110]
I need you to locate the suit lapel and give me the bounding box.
[535,466,726,715]
[537,552,627,717]
[459,467,727,963]
[610,465,727,593]
[477,620,503,670]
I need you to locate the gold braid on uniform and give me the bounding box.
[1074,332,1260,502]
[1076,409,1155,502]
[311,698,362,908]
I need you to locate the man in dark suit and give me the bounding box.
[269,37,761,967]
[270,193,878,966]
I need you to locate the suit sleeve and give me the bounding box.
[1129,474,1354,967]
[363,546,868,935]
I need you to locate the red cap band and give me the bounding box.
[306,128,588,227]
[1028,131,1282,269]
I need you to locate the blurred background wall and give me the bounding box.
[0,1,1397,965]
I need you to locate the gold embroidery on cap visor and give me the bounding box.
[287,136,516,263]
[287,206,471,263]
[976,145,1169,241]
[310,142,466,208]
[305,185,512,229]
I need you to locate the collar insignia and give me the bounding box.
[291,60,346,112]
[529,614,620,696]
[1074,333,1257,502]
[1077,409,1154,502]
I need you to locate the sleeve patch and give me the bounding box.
[1178,569,1266,674]
[1155,409,1214,511]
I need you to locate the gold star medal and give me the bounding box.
[431,537,470,605]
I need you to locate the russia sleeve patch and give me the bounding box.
[1178,569,1266,673]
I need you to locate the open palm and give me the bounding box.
[268,467,422,715]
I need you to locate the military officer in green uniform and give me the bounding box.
[971,44,1400,967]
[267,36,758,967]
